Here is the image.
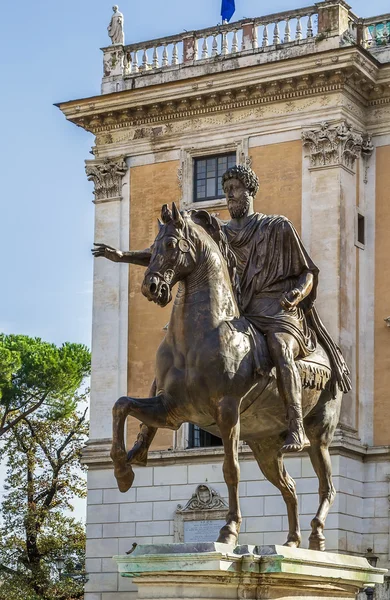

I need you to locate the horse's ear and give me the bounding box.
[157,218,163,231]
[171,202,184,229]
[161,204,172,224]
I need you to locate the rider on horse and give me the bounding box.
[221,165,351,454]
[92,164,351,457]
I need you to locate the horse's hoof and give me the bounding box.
[114,464,135,493]
[217,525,238,546]
[284,539,301,548]
[309,534,326,552]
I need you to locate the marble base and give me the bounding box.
[114,543,386,600]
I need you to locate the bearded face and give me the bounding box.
[224,178,251,219]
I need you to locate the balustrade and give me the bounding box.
[362,15,390,49]
[120,8,318,75]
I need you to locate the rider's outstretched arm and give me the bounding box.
[120,248,152,266]
[92,243,152,267]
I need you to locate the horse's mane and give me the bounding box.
[189,210,242,309]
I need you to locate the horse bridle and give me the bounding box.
[148,227,196,288]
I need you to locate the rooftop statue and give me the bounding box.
[108,5,124,45]
[93,165,351,551]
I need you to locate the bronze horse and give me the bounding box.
[109,204,342,551]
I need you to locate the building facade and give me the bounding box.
[58,2,390,598]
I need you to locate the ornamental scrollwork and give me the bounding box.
[85,156,128,201]
[176,484,228,513]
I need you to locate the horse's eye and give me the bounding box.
[166,239,177,249]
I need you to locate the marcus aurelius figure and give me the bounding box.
[220,166,350,452]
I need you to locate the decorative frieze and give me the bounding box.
[85,156,128,202]
[302,121,373,171]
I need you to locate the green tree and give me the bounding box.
[0,334,90,437]
[0,407,89,600]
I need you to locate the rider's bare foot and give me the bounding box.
[280,424,309,454]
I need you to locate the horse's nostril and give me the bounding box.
[150,283,157,295]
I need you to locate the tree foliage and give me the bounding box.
[0,335,91,599]
[0,408,89,600]
[0,334,91,437]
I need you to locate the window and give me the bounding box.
[193,153,236,202]
[355,209,365,249]
[188,424,223,448]
[357,212,365,246]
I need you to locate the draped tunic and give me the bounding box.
[223,213,318,358]
[223,212,351,394]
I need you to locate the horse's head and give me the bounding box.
[141,203,198,307]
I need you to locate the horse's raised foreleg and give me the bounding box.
[307,441,335,551]
[111,391,176,493]
[127,381,158,467]
[216,398,242,546]
[248,439,301,548]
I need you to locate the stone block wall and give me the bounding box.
[84,451,390,600]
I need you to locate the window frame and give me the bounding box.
[178,140,250,211]
[193,152,236,204]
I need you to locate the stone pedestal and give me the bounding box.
[114,543,386,600]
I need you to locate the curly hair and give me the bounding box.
[221,165,260,197]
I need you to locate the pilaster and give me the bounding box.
[301,121,373,431]
[86,156,130,441]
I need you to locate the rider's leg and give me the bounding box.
[267,332,307,453]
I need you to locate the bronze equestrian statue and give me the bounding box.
[93,165,351,551]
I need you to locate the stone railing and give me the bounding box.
[121,6,318,75]
[360,14,390,49]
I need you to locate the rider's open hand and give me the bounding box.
[92,243,124,262]
[281,288,302,311]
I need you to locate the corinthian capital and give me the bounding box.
[85,156,128,202]
[302,122,372,171]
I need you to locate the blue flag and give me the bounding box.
[221,0,235,22]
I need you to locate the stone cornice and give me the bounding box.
[81,437,390,469]
[57,47,390,136]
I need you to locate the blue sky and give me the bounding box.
[0,0,387,349]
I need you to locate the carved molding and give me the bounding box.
[71,63,390,138]
[176,484,228,513]
[85,156,128,201]
[302,121,374,171]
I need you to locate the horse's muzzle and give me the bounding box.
[142,273,172,307]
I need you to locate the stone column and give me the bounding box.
[301,122,367,431]
[85,156,129,445]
